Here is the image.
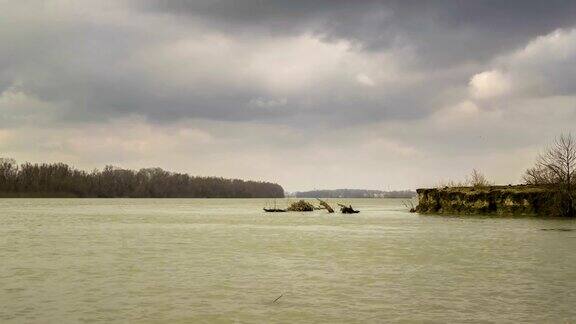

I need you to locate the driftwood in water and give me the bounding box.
[316,198,334,213]
[264,200,287,212]
[263,208,287,213]
[402,200,416,213]
[338,204,360,214]
[287,200,314,212]
[273,294,284,303]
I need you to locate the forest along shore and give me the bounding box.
[0,158,284,198]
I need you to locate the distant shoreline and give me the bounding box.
[290,189,416,199]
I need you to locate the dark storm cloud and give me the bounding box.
[0,8,282,125]
[142,0,576,66]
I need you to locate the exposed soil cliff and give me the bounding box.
[416,185,558,216]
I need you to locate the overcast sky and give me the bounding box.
[1,0,576,191]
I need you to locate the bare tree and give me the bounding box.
[524,133,576,217]
[435,169,492,189]
[533,133,576,189]
[523,165,555,185]
[467,169,492,188]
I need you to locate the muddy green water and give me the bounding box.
[1,199,575,323]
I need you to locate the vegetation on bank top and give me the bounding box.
[0,158,284,198]
[292,189,415,198]
[427,184,549,193]
[436,169,493,189]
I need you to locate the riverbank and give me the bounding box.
[415,185,558,216]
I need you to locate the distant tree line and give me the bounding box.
[293,189,415,199]
[0,158,285,198]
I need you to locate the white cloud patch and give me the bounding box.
[469,70,512,99]
[246,35,351,93]
[468,28,576,100]
[356,73,376,87]
[432,100,481,125]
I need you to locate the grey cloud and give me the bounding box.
[141,0,576,66]
[0,10,425,126]
[2,0,575,128]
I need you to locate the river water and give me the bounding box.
[1,198,575,323]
